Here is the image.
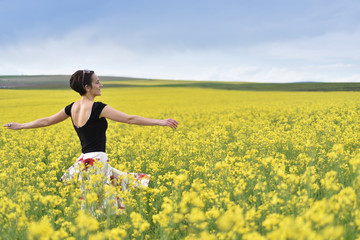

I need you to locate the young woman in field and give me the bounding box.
[3,70,179,211]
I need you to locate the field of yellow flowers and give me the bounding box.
[1,87,360,239]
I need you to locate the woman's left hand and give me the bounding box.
[3,122,22,130]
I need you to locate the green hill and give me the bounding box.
[1,75,360,91]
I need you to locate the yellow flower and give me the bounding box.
[188,208,205,223]
[131,212,150,232]
[216,205,245,234]
[75,210,99,236]
[105,228,127,239]
[28,216,54,240]
[320,171,341,191]
[86,192,99,204]
[205,207,220,219]
[174,174,188,186]
[2,88,360,239]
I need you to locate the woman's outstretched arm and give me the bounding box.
[100,105,179,129]
[3,108,69,130]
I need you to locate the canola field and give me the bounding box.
[1,87,360,239]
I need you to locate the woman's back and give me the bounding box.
[65,101,108,153]
[71,101,94,128]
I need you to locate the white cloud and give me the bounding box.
[251,30,360,61]
[0,25,359,83]
[203,67,323,83]
[337,74,360,82]
[303,63,358,70]
[0,28,138,75]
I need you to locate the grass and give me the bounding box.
[1,75,360,91]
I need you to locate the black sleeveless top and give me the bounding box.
[65,102,108,153]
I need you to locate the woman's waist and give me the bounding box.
[78,151,108,163]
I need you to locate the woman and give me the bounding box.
[3,70,179,211]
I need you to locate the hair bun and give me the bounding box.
[69,70,94,96]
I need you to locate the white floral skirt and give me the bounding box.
[60,152,150,213]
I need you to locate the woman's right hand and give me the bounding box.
[160,118,179,129]
[3,122,22,130]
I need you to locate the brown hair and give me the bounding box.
[69,70,95,95]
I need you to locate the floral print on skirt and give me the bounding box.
[60,152,150,213]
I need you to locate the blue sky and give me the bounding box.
[1,0,360,82]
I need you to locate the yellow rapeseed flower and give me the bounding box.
[28,216,54,240]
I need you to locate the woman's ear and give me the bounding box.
[84,84,92,92]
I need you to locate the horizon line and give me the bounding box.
[1,74,359,84]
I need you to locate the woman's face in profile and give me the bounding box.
[88,73,103,96]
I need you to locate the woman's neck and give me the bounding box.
[81,94,95,102]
